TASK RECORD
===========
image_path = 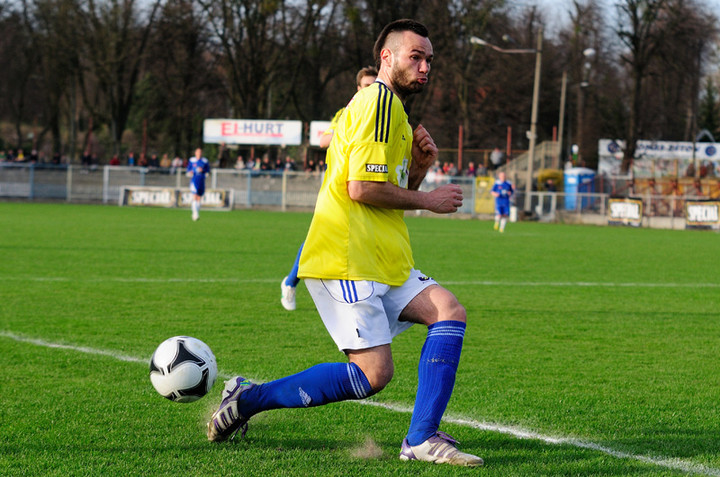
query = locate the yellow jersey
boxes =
[322,108,345,139]
[299,81,414,286]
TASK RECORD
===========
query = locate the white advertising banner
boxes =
[120,186,233,210]
[685,200,720,230]
[608,197,643,227]
[309,121,331,147]
[203,119,303,145]
[598,139,720,177]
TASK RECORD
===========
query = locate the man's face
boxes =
[386,31,433,98]
[357,75,377,90]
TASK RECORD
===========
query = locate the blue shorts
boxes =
[190,182,205,197]
[495,204,510,216]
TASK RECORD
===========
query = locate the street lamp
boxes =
[471,29,543,214]
[559,48,595,168]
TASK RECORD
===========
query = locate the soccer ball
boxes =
[149,336,218,403]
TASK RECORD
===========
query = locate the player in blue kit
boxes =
[187,148,210,221]
[491,171,514,232]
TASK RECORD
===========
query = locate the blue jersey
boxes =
[492,180,514,207]
[187,157,210,195]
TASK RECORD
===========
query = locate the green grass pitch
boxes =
[1,202,719,476]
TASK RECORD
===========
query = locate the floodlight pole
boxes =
[470,29,543,214]
[525,28,543,214]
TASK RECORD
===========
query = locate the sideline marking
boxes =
[10,276,720,288]
[2,330,719,476]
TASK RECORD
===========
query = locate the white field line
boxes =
[2,330,719,476]
[363,400,720,476]
[9,276,720,288]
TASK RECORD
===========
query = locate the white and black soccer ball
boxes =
[149,336,218,403]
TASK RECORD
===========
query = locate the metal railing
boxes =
[0,162,714,229]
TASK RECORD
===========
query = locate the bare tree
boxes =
[649,0,718,142]
[21,0,82,156]
[77,0,163,155]
[197,0,291,119]
[141,0,223,156]
[615,0,669,173]
[0,9,40,150]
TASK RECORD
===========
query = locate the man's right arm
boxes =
[348,180,462,214]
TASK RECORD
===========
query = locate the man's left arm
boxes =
[407,125,437,191]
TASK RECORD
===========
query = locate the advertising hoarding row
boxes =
[203,119,332,147]
[120,186,233,210]
[608,197,719,229]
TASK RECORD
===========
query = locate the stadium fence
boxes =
[0,162,717,230]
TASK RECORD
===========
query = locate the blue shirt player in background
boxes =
[187,148,210,221]
[491,171,514,232]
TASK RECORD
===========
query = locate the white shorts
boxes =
[304,269,438,352]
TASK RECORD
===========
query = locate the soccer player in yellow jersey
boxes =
[317,66,378,148]
[208,19,483,467]
[281,66,378,311]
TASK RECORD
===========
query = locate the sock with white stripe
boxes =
[238,362,372,417]
[406,320,466,446]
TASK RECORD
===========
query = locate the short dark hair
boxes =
[373,19,429,70]
[356,66,378,86]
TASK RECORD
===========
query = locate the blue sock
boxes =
[285,243,304,287]
[406,320,465,446]
[239,362,372,417]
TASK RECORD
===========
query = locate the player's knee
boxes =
[434,290,466,324]
[364,362,394,393]
[445,299,467,323]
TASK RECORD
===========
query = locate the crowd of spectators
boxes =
[425,159,488,185]
[0,147,308,174]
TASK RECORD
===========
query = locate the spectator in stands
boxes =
[160,153,171,169]
[305,158,317,174]
[465,161,477,177]
[284,156,296,171]
[317,158,327,173]
[109,155,120,166]
[260,154,273,172]
[148,153,160,168]
[234,155,245,170]
[81,150,92,169]
[127,152,136,166]
[274,157,284,170]
[0,151,6,162]
[170,156,183,174]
